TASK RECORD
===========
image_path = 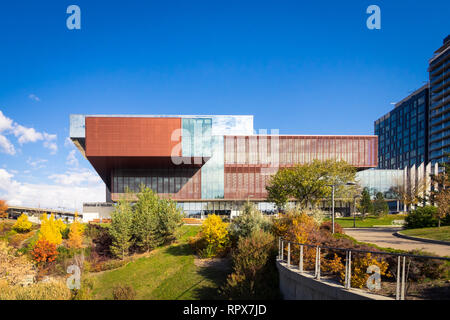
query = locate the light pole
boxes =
[353,194,361,228]
[327,182,356,234]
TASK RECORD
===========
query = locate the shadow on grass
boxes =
[175,262,231,300]
[165,243,192,256]
[164,240,232,300]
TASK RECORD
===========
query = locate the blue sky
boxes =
[0,0,449,210]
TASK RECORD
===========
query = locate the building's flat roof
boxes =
[72,114,253,118]
[394,83,428,108]
[225,134,377,137]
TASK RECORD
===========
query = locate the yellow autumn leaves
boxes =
[38,212,84,248]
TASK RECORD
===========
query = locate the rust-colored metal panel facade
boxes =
[85,117,181,157]
[223,135,378,200]
[224,135,377,167]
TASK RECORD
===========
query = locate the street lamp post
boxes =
[328,182,356,234]
[353,195,360,228]
[331,185,335,233]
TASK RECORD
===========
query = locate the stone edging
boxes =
[393,231,450,246]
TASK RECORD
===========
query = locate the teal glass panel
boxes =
[201,135,224,199]
[182,118,212,157]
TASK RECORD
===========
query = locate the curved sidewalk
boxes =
[344,227,450,257]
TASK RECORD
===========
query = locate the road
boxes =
[344,227,450,257]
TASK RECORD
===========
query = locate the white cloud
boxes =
[27,158,48,169]
[43,133,56,141]
[0,110,58,155]
[66,150,79,166]
[0,111,13,133]
[13,125,44,144]
[0,168,104,211]
[0,135,16,155]
[43,141,58,154]
[49,168,101,186]
[64,137,73,148]
[28,94,41,102]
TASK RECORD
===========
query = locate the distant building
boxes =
[375,35,450,169]
[356,162,439,212]
[428,35,450,164]
[375,84,429,169]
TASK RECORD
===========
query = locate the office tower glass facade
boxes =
[428,35,450,164]
[375,85,429,169]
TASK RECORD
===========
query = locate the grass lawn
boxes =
[400,226,450,242]
[89,225,230,300]
[325,214,406,228]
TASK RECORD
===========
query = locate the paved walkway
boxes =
[344,228,450,257]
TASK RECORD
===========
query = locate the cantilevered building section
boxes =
[70,114,377,217]
[428,35,450,164]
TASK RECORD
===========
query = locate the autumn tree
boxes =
[434,190,450,227]
[32,239,58,265]
[266,159,356,209]
[110,198,134,259]
[200,214,229,258]
[0,200,8,219]
[391,175,428,212]
[38,213,65,246]
[67,212,84,248]
[266,169,293,211]
[430,158,450,227]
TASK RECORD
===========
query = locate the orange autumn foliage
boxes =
[0,200,8,219]
[67,212,83,249]
[31,239,58,265]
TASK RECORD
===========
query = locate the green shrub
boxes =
[110,198,134,259]
[112,284,136,300]
[56,246,76,262]
[373,192,389,216]
[229,202,271,242]
[132,187,183,252]
[405,206,438,229]
[220,230,280,299]
[61,226,70,239]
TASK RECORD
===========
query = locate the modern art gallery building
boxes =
[70,114,378,219]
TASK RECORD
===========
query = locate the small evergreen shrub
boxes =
[404,206,438,229]
[229,202,271,242]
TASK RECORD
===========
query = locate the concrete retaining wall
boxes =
[277,260,393,300]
